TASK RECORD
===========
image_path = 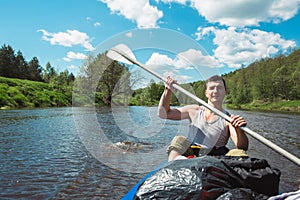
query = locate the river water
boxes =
[0,107,299,199]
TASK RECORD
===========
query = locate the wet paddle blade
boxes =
[107,44,136,65]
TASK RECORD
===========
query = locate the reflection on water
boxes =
[0,107,299,199]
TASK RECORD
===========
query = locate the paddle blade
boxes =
[107,44,136,65]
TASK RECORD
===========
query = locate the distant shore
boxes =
[0,76,71,109]
[1,75,299,113]
[2,101,300,115]
[225,100,300,114]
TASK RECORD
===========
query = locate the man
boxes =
[158,75,249,161]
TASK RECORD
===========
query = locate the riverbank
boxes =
[225,100,300,114]
[0,76,71,109]
[1,76,299,114]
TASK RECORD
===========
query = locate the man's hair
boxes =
[205,75,227,91]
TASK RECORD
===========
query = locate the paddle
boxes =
[106,44,300,166]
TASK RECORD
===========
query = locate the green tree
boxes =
[43,62,57,83]
[99,59,131,105]
[0,44,15,77]
[75,52,132,106]
[27,57,43,81]
[289,62,300,100]
[15,51,28,79]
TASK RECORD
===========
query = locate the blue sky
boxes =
[1,0,299,85]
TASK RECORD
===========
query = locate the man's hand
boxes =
[230,115,247,128]
[165,76,178,90]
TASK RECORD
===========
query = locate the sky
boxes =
[1,0,300,85]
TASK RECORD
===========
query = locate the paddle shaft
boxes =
[110,48,300,166]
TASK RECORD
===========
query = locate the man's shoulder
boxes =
[180,104,201,113]
[184,104,201,110]
[179,104,200,112]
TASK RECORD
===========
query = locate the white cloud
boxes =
[178,49,220,68]
[100,0,163,28]
[63,51,87,62]
[269,0,300,22]
[146,49,220,70]
[38,29,95,51]
[144,49,219,83]
[125,32,133,38]
[195,26,296,68]
[94,22,101,27]
[190,0,300,27]
[162,71,191,83]
[145,52,192,83]
[86,16,101,27]
[146,52,175,67]
[67,64,78,69]
[99,0,299,28]
[195,26,216,40]
[160,0,187,4]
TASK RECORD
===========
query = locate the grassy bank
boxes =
[225,100,300,114]
[0,76,71,109]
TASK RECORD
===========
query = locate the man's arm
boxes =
[228,115,249,150]
[157,87,191,120]
[157,76,199,121]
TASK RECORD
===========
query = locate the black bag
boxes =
[220,157,281,196]
[134,156,279,200]
[216,188,268,200]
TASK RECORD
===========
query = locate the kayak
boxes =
[122,155,281,200]
[122,161,168,200]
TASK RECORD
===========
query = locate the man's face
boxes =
[205,80,226,103]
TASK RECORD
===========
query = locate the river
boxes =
[0,107,299,199]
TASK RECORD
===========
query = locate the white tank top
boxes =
[188,106,229,149]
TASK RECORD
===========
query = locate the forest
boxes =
[0,44,299,112]
[224,48,300,104]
